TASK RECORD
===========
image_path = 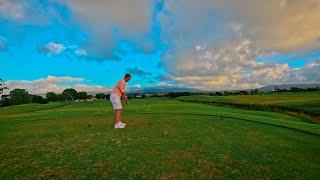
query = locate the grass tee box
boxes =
[1,98,320,179]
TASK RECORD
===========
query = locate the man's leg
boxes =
[119,109,122,122]
[115,109,121,123]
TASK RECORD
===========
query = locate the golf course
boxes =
[1,94,320,179]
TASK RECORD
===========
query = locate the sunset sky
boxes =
[0,0,319,94]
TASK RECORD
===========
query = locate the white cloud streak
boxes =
[5,75,111,95]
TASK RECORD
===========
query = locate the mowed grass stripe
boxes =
[1,99,320,136]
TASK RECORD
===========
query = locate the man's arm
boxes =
[120,81,129,105]
[121,91,129,105]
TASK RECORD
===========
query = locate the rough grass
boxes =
[1,99,320,179]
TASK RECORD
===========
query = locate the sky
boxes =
[0,0,320,94]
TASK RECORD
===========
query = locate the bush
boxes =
[166,92,190,98]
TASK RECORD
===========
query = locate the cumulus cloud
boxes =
[161,35,318,90]
[38,43,90,58]
[126,67,152,77]
[0,0,61,25]
[157,0,320,90]
[5,75,111,95]
[282,59,320,84]
[39,42,66,55]
[2,0,319,91]
[58,0,156,59]
[0,0,32,22]
[158,0,320,52]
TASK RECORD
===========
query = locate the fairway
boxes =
[1,99,320,179]
[178,92,320,121]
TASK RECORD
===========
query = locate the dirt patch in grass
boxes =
[159,171,188,180]
[37,167,68,179]
[91,160,117,177]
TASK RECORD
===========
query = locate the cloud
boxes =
[39,42,66,55]
[5,75,111,95]
[126,67,152,77]
[75,48,87,57]
[0,0,61,25]
[72,84,112,94]
[156,0,320,90]
[161,35,319,90]
[39,43,90,58]
[281,59,320,84]
[2,1,319,91]
[158,0,320,52]
[58,0,156,59]
[0,0,33,22]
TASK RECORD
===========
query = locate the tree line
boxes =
[0,79,111,107]
[1,77,319,107]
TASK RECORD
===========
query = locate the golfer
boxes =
[110,74,131,129]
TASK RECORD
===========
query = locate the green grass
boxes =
[178,92,320,119]
[1,99,320,179]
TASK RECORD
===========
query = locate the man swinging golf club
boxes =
[110,74,131,129]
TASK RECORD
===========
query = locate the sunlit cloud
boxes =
[1,0,319,91]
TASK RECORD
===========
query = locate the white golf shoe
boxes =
[119,121,126,126]
[114,122,125,129]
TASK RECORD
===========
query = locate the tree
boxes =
[76,91,88,100]
[250,89,259,95]
[62,88,77,100]
[106,94,111,100]
[96,93,106,99]
[127,94,134,99]
[57,93,73,101]
[46,92,58,102]
[1,97,11,107]
[239,90,249,95]
[32,95,48,104]
[0,78,7,98]
[0,78,10,107]
[166,92,190,98]
[10,89,32,105]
